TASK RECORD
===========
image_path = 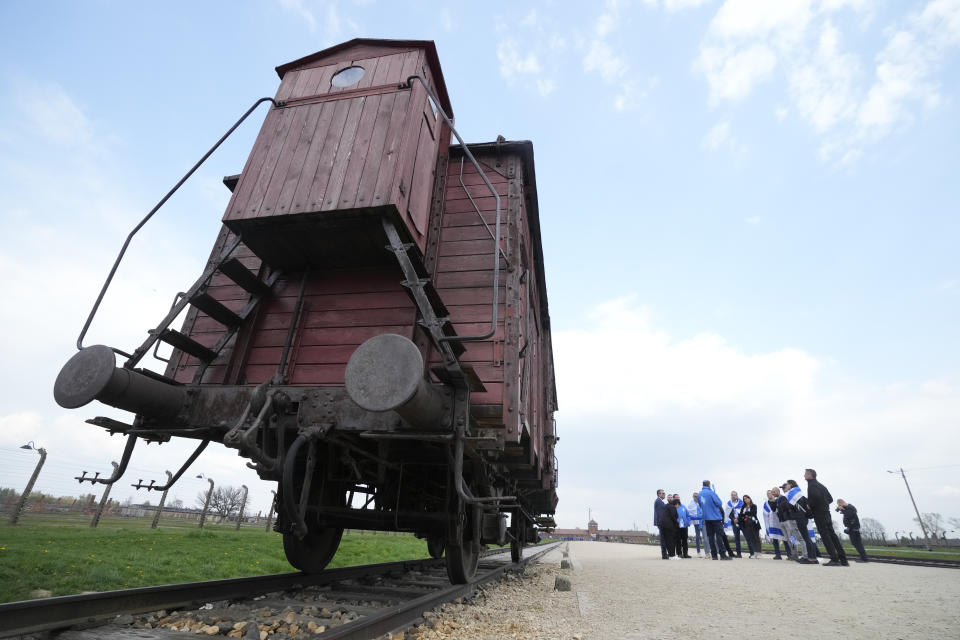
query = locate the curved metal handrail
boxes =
[76,97,278,356]
[402,75,502,343]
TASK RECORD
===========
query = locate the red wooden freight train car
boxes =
[54,39,558,583]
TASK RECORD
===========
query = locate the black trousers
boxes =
[704,520,727,558]
[676,527,689,556]
[813,511,847,562]
[796,516,819,558]
[658,526,669,558]
[773,539,793,557]
[662,527,678,556]
[721,528,735,556]
[743,525,762,555]
[849,530,868,560]
[730,522,743,555]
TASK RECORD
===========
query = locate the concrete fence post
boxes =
[199,478,214,529]
[236,484,248,531]
[9,447,47,525]
[90,461,119,528]
[265,490,276,532]
[151,471,174,529]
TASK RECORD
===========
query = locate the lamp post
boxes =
[9,442,47,525]
[887,468,932,551]
[235,484,248,531]
[197,474,214,529]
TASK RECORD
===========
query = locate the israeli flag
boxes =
[786,486,803,506]
[723,498,743,528]
[763,501,785,540]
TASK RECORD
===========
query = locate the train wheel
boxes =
[510,510,526,563]
[282,525,343,573]
[445,501,480,583]
[427,535,445,559]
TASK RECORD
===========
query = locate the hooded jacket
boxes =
[698,485,725,521]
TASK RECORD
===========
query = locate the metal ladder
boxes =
[127,235,282,383]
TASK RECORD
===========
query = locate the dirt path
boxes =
[410,541,960,639]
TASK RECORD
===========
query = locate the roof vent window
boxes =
[331,66,365,88]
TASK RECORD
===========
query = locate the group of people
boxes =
[653,469,870,567]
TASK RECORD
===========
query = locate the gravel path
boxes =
[413,542,960,639]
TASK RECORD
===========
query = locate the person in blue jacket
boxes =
[653,489,669,559]
[698,480,731,560]
[674,495,692,558]
[688,492,703,556]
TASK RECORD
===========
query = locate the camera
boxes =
[835,506,842,512]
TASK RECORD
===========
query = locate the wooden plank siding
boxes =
[222,44,442,258]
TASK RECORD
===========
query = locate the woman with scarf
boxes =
[737,494,763,558]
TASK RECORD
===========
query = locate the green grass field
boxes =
[0,517,431,604]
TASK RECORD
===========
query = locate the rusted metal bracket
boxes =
[74,434,137,486]
[130,440,209,492]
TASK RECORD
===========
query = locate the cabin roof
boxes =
[276,38,453,118]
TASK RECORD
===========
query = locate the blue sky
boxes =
[1,1,958,538]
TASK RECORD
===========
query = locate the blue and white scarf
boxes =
[785,486,817,539]
[723,498,743,528]
[763,500,785,540]
[785,486,803,506]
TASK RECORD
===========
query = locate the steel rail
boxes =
[758,549,960,568]
[317,541,562,640]
[863,554,960,569]
[0,542,560,638]
[0,557,437,638]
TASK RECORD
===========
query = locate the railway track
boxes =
[754,550,959,569]
[861,554,960,569]
[0,541,562,639]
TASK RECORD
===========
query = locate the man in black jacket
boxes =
[804,469,848,567]
[654,489,669,559]
[837,499,868,562]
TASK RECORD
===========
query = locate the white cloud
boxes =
[580,0,656,111]
[787,22,860,132]
[19,82,93,147]
[0,80,279,515]
[746,215,763,224]
[551,296,960,533]
[702,120,731,150]
[695,0,960,163]
[699,43,778,101]
[497,39,557,96]
[643,0,714,11]
[275,0,361,44]
[277,0,318,32]
[583,40,629,83]
[701,119,746,159]
[495,9,567,98]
